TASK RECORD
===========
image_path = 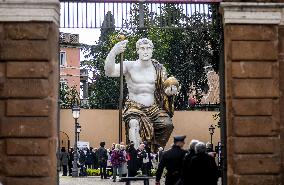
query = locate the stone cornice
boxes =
[0,0,60,25]
[221,2,284,25]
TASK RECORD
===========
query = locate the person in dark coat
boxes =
[127,142,139,177]
[141,143,153,176]
[97,142,108,179]
[188,142,219,185]
[182,139,199,184]
[85,148,93,169]
[90,147,98,169]
[78,149,87,176]
[156,136,187,185]
[137,143,145,172]
[68,147,74,176]
[78,149,86,166]
[60,147,69,176]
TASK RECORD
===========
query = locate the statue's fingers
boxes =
[121,43,127,47]
[120,43,128,49]
[171,85,177,91]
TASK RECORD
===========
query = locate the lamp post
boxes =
[76,123,81,141]
[209,124,215,144]
[72,105,80,177]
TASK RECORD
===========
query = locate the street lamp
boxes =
[72,105,80,177]
[209,124,215,144]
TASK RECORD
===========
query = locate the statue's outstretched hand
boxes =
[165,85,179,96]
[111,40,128,55]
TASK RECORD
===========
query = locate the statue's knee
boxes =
[129,119,139,128]
[162,117,173,130]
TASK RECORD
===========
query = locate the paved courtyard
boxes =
[60,175,221,185]
[59,176,163,185]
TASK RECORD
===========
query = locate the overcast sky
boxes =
[59,2,209,61]
[60,28,101,61]
[60,28,100,45]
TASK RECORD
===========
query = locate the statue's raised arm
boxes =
[104,40,128,77]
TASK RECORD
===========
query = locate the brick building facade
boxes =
[59,32,81,93]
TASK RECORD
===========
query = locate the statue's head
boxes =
[136,38,154,61]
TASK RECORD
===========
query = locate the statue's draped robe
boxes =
[123,60,174,151]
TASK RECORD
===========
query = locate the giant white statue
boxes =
[105,38,180,150]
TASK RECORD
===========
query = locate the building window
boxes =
[60,51,66,66]
[60,79,67,89]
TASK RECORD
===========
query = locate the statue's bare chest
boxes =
[128,65,156,84]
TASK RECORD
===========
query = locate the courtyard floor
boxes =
[59,176,163,185]
[60,175,222,185]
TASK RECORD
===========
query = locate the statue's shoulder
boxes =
[124,60,136,69]
[152,59,163,70]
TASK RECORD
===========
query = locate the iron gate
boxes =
[59,0,221,29]
[59,1,226,184]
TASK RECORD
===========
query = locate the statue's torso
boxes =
[125,60,156,107]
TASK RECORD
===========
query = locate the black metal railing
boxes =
[59,0,220,28]
[188,103,220,111]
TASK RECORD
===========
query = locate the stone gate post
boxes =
[221,1,284,184]
[0,0,60,185]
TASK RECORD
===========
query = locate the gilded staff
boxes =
[118,34,126,143]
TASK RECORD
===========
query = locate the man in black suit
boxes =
[155,136,187,185]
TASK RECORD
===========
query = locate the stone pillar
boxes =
[221,2,284,184]
[0,1,60,185]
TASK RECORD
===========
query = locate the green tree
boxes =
[122,4,212,109]
[208,4,222,72]
[81,11,121,109]
[59,83,80,109]
[82,4,221,110]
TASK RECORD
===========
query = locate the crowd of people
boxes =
[59,136,220,185]
[59,141,163,180]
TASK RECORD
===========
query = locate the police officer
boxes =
[156,136,187,185]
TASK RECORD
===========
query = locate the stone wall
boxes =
[225,24,280,185]
[0,22,59,185]
[0,0,60,184]
[0,21,59,185]
[60,109,220,150]
[222,2,284,184]
[279,24,284,185]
